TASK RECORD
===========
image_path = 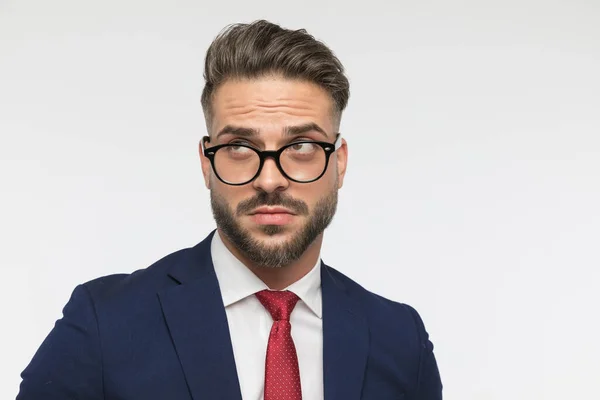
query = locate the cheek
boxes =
[209,172,220,189]
[319,167,339,188]
[301,181,335,206]
[212,183,249,212]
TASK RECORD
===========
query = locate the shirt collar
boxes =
[211,230,322,319]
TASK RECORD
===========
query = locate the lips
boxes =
[249,207,296,225]
[250,206,296,215]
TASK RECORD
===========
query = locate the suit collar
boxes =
[164,230,216,285]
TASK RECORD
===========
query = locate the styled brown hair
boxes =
[200,20,350,129]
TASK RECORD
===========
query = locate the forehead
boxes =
[210,76,336,137]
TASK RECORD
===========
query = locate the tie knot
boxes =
[255,290,300,321]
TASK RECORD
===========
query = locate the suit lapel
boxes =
[322,263,369,400]
[158,231,242,400]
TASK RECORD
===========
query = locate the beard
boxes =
[210,187,338,269]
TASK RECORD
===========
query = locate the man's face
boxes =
[200,76,348,268]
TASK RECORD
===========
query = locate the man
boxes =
[17,20,442,399]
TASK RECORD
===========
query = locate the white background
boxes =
[1,0,599,399]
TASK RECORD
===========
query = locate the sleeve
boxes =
[17,284,104,400]
[406,304,443,400]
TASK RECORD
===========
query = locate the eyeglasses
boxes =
[202,134,342,186]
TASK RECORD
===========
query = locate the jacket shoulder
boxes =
[324,265,422,323]
[82,247,191,303]
[324,265,432,357]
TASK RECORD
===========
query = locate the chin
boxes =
[251,224,298,240]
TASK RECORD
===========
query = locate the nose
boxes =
[251,157,289,193]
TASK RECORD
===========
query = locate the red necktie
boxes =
[255,290,302,400]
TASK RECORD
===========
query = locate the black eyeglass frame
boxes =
[202,133,342,186]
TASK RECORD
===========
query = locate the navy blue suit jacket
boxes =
[18,231,442,399]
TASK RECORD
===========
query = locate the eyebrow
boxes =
[215,125,259,139]
[285,123,328,138]
[215,122,328,140]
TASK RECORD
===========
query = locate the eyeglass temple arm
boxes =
[334,133,343,150]
[201,136,211,152]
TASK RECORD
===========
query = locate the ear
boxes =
[336,138,348,189]
[199,140,211,189]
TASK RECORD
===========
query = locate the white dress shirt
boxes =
[211,231,324,400]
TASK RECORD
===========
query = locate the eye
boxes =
[225,139,261,152]
[222,144,255,161]
[289,142,318,153]
[228,145,251,152]
[228,139,253,147]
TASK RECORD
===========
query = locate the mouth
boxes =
[249,206,296,216]
[249,206,297,225]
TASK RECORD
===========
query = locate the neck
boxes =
[217,228,323,290]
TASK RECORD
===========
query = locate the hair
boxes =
[200,20,350,130]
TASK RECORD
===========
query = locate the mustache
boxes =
[236,192,309,216]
